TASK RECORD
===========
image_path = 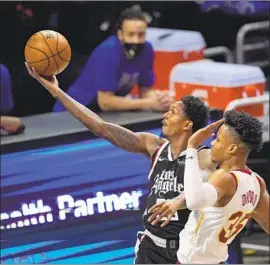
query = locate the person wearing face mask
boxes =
[53,7,174,113]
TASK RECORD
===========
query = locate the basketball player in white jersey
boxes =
[177,110,269,264]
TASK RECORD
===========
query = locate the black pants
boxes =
[134,232,179,264]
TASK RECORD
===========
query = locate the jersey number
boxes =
[156,199,179,221]
[219,211,251,244]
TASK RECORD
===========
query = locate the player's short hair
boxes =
[224,110,264,152]
[181,95,209,133]
[117,7,147,30]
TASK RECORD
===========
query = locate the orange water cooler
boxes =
[146,27,206,91]
[170,60,266,117]
[130,27,206,96]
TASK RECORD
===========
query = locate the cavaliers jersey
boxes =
[143,140,208,239]
[178,168,261,264]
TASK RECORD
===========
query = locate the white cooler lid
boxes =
[146,27,206,52]
[170,60,266,87]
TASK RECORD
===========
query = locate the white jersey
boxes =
[178,168,261,264]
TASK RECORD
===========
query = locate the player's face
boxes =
[162,101,192,137]
[118,19,147,44]
[211,125,239,163]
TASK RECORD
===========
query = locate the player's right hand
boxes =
[25,62,60,98]
[147,200,178,227]
[188,119,224,148]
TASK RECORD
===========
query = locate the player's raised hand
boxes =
[148,200,178,227]
[25,62,60,97]
[188,119,224,148]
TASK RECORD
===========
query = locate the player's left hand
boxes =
[188,119,224,148]
[147,200,178,227]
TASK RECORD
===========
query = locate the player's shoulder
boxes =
[139,132,167,146]
[137,132,167,159]
[209,168,235,184]
[253,173,267,192]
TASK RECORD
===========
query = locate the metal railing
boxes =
[225,94,269,143]
[225,94,269,111]
[236,21,270,67]
[204,46,234,63]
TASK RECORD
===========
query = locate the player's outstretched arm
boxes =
[25,63,165,157]
[252,177,270,234]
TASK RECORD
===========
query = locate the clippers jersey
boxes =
[178,168,261,264]
[143,141,208,239]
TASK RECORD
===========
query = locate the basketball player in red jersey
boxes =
[25,63,216,264]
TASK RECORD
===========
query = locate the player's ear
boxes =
[183,120,193,131]
[228,144,238,155]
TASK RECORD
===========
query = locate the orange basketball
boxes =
[24,30,71,76]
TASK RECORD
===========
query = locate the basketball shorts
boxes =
[134,231,179,264]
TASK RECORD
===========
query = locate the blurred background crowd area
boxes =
[0,0,269,117]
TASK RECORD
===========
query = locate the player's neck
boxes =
[219,156,247,171]
[168,134,189,160]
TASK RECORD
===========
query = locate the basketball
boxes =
[24,30,71,76]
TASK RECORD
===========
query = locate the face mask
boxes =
[123,43,144,60]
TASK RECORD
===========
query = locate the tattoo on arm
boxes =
[102,122,145,153]
[54,90,159,155]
